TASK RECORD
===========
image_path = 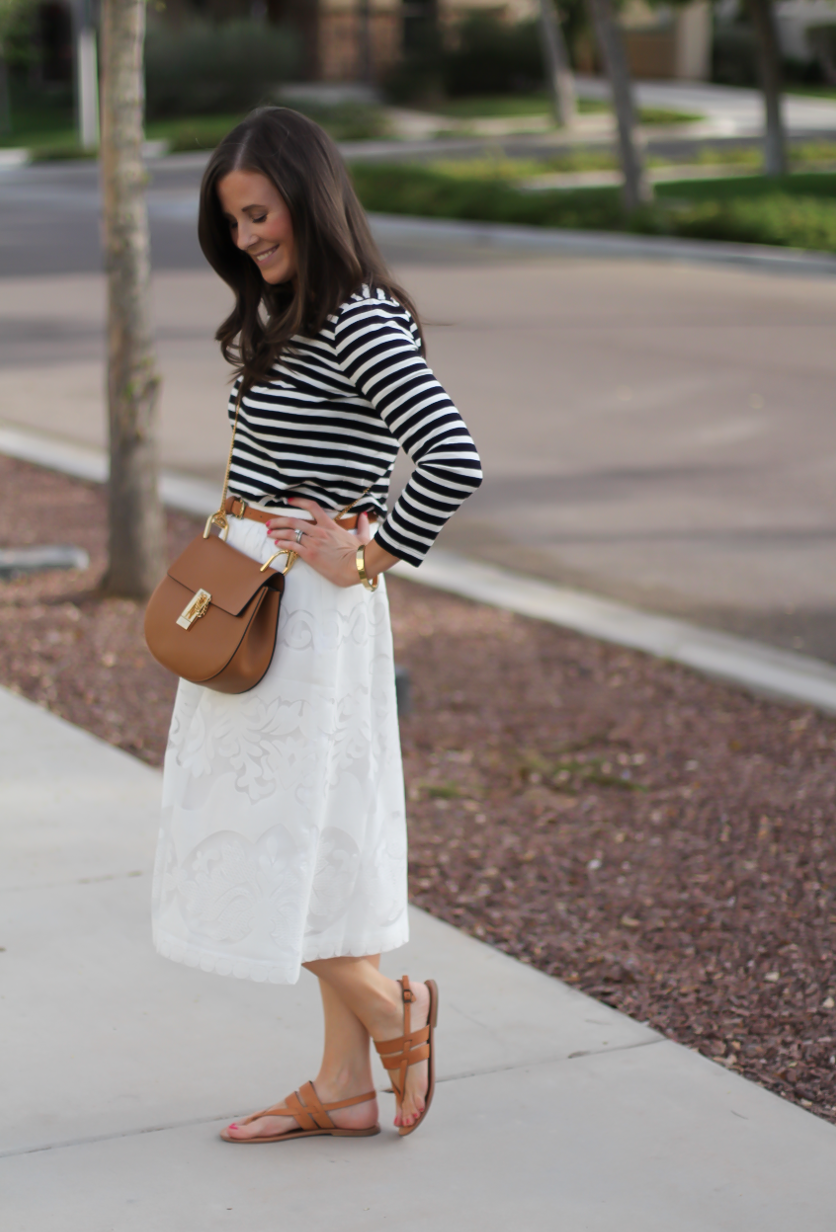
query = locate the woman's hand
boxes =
[266,498,399,588]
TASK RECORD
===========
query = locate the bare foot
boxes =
[376,979,431,1130]
[222,1079,378,1142]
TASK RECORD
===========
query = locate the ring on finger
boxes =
[294,528,304,545]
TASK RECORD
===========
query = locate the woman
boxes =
[151,107,482,1142]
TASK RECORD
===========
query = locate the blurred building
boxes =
[293,0,540,84]
[284,0,715,85]
[618,0,712,81]
[29,0,719,93]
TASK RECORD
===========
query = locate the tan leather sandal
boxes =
[374,975,439,1137]
[219,1080,380,1143]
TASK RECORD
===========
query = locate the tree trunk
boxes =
[586,0,652,211]
[100,0,165,598]
[745,0,787,176]
[538,0,576,129]
[0,57,10,134]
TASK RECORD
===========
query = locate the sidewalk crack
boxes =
[3,1038,664,1159]
[0,1113,234,1160]
[436,1034,664,1085]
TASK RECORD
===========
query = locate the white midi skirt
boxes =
[151,515,409,985]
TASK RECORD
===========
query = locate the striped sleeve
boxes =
[333,295,482,567]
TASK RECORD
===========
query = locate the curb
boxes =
[392,552,836,716]
[0,422,216,518]
[368,213,836,278]
[3,419,836,716]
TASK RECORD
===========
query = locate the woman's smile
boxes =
[253,244,279,264]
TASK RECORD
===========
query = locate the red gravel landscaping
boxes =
[2,453,835,1124]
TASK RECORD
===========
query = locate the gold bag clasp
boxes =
[204,511,229,541]
[177,588,212,630]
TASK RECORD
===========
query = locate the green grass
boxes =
[150,100,390,149]
[655,170,836,201]
[8,99,390,159]
[147,113,245,152]
[18,113,249,160]
[787,85,836,100]
[433,92,701,126]
[467,141,836,179]
[350,161,836,253]
[434,91,554,117]
[0,85,701,159]
[636,106,704,126]
[0,80,74,148]
[652,172,836,250]
[350,162,624,230]
[434,92,610,118]
[0,113,77,152]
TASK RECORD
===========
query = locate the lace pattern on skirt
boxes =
[151,516,409,984]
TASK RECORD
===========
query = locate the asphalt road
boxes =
[2,157,836,663]
[0,157,205,277]
[0,154,532,276]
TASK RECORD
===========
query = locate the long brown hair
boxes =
[198,106,423,389]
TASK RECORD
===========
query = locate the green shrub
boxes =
[440,13,544,97]
[713,20,824,88]
[144,20,300,120]
[804,25,836,84]
[350,163,623,230]
[285,102,391,142]
[351,161,836,255]
[712,23,759,87]
[151,102,389,153]
[655,171,836,202]
[381,0,444,106]
[659,195,836,251]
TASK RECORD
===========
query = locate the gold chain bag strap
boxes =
[144,386,372,695]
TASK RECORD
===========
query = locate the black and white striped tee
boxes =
[226,285,482,568]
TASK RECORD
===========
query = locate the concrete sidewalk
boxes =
[1,685,834,1230]
[576,75,836,136]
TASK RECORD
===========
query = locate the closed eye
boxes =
[226,214,267,229]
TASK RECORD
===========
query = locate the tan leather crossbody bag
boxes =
[143,388,298,695]
[144,388,372,694]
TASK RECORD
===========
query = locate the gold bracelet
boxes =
[355,545,379,591]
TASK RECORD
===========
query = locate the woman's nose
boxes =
[235,220,253,251]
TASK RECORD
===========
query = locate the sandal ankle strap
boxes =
[245,1081,377,1132]
[373,975,429,1098]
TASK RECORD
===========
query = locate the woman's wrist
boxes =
[357,539,399,584]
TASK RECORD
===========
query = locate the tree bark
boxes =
[586,0,652,211]
[538,0,576,129]
[100,0,165,598]
[745,0,787,176]
[0,58,10,134]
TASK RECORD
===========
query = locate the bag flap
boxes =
[167,533,281,616]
